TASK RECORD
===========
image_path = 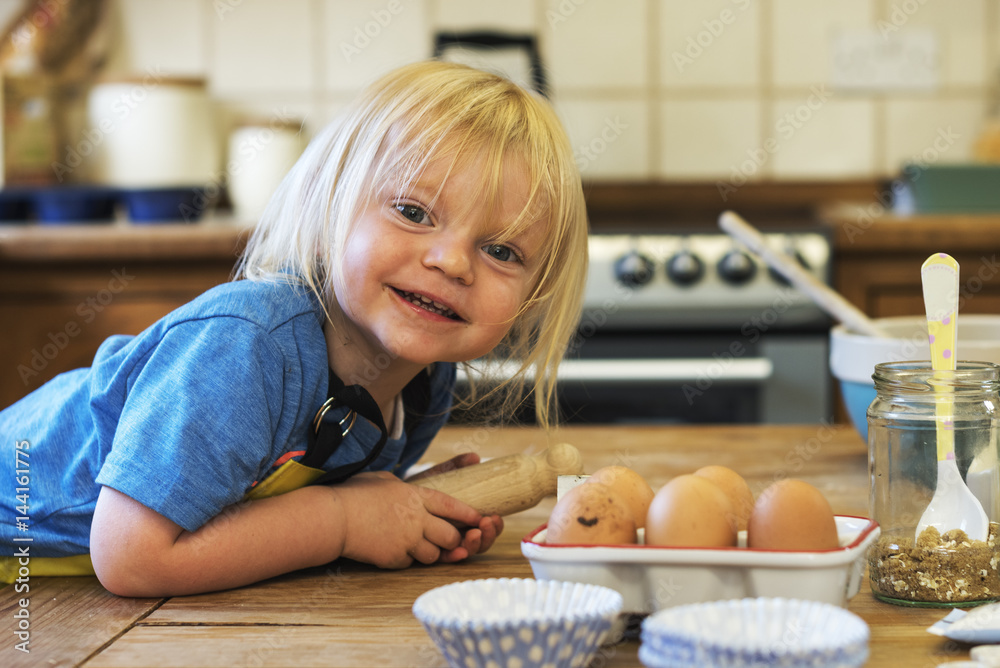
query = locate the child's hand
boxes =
[442,512,504,563]
[403,452,504,560]
[332,471,498,568]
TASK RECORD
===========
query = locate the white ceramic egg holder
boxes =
[521,516,880,614]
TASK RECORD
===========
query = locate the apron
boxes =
[0,369,430,583]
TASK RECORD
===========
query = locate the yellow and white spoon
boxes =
[914,253,989,542]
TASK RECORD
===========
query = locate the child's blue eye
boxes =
[396,204,427,224]
[483,244,518,263]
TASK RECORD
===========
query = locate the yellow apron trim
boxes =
[243,459,326,501]
[0,554,95,583]
[0,461,324,583]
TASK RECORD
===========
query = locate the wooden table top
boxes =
[0,424,976,667]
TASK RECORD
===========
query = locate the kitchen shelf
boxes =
[0,216,251,260]
[821,205,1000,319]
[0,217,251,410]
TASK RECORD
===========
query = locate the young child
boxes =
[0,61,589,596]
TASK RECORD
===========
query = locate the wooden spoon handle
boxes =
[410,443,584,517]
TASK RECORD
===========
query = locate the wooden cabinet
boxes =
[4,199,996,418]
[825,209,1000,319]
[0,222,247,410]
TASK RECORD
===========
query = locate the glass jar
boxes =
[868,361,1000,607]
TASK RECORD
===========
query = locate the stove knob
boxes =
[717,250,757,285]
[614,251,656,287]
[665,250,705,286]
[769,250,810,285]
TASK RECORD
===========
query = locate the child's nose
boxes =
[422,236,474,284]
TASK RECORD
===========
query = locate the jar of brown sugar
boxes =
[868,360,1000,607]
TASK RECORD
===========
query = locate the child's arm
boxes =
[90,472,496,597]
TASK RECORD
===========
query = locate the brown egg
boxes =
[645,474,738,548]
[747,479,839,550]
[585,465,656,528]
[693,465,755,531]
[546,482,637,545]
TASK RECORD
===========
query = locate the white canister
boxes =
[227,119,305,222]
[87,76,220,188]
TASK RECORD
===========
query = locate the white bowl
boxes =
[521,516,879,614]
[639,597,869,668]
[830,315,1000,441]
[412,578,622,668]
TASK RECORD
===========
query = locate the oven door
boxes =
[552,359,770,424]
[453,330,830,425]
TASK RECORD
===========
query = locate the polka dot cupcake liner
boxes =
[412,578,623,668]
[639,597,869,668]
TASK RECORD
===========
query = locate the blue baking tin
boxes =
[0,187,34,222]
[120,187,205,223]
[33,186,118,224]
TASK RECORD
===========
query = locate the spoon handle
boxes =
[921,252,959,462]
[718,211,889,337]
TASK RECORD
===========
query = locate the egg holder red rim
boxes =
[523,515,877,560]
[521,516,881,614]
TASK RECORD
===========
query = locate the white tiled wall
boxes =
[3,0,996,181]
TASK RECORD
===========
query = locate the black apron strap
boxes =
[305,367,434,486]
[401,366,433,437]
[307,370,389,486]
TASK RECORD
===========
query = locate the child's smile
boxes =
[330,146,546,377]
[392,288,464,321]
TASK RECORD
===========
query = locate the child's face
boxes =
[333,148,546,368]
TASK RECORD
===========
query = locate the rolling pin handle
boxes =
[545,442,584,476]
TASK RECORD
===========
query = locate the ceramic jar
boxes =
[226,119,305,222]
[87,76,219,188]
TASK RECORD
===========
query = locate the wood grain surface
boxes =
[0,424,979,667]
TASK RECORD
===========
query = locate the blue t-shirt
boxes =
[0,279,455,558]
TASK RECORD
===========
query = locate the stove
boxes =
[581,230,830,330]
[456,224,835,425]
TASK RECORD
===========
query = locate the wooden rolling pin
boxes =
[410,443,583,517]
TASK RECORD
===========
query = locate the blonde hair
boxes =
[237,60,588,429]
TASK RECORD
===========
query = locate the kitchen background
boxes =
[1,0,998,184]
[2,0,999,423]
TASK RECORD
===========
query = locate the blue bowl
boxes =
[33,185,117,224]
[839,380,875,443]
[831,315,1000,443]
[120,187,205,223]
